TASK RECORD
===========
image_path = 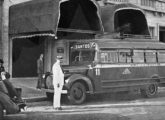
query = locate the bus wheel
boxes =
[140,83,158,98]
[68,82,86,105]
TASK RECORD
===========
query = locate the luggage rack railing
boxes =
[122,34,156,39]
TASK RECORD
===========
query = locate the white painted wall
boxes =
[2,0,31,72]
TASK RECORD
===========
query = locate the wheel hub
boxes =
[73,88,83,99]
[148,84,156,94]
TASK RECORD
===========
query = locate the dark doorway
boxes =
[58,0,102,31]
[12,37,44,77]
[159,27,165,43]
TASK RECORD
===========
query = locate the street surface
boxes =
[3,78,165,120]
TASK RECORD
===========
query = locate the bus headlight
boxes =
[42,74,46,79]
[65,79,69,83]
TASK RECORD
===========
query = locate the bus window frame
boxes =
[132,49,145,63]
[144,50,157,63]
[157,50,165,63]
[90,47,165,65]
[99,49,119,64]
[70,48,96,66]
[118,49,133,63]
[99,48,134,64]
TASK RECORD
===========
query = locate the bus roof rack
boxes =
[122,34,154,39]
[96,33,157,41]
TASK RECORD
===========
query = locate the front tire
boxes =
[68,82,86,105]
[140,83,158,98]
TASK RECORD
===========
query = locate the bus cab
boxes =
[43,39,165,104]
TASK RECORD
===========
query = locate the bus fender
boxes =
[150,74,161,86]
[151,74,160,83]
[65,74,94,94]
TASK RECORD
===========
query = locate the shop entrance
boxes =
[159,27,165,43]
[12,36,44,77]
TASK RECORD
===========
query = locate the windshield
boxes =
[70,49,95,66]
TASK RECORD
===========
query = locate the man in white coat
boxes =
[52,56,64,110]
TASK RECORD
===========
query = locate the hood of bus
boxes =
[63,65,90,75]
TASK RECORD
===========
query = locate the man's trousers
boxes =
[53,85,62,108]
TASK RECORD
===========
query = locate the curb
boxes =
[25,100,165,113]
[23,96,47,102]
[74,101,165,109]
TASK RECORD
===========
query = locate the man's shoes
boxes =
[36,88,41,90]
[54,107,62,110]
[18,103,27,111]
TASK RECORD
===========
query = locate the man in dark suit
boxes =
[36,54,44,89]
[0,75,19,118]
[0,59,5,78]
[0,72,27,118]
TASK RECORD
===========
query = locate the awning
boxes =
[9,0,60,36]
[100,3,150,35]
[9,1,149,37]
[9,0,103,37]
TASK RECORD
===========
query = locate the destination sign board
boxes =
[71,42,96,49]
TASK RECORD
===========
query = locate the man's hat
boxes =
[56,56,63,59]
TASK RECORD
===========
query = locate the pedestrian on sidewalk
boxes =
[0,74,20,119]
[36,54,44,89]
[0,59,5,79]
[52,56,64,110]
[1,72,26,105]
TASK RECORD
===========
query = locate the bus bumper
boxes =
[41,88,68,94]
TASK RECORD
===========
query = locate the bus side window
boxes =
[100,52,108,63]
[118,49,132,63]
[145,50,157,63]
[100,50,118,63]
[132,50,144,63]
[157,50,165,63]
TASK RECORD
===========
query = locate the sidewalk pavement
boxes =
[4,97,165,120]
[11,77,47,102]
[10,77,165,104]
[3,78,165,120]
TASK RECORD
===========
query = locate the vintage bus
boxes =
[42,39,165,104]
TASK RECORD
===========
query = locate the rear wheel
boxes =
[140,82,158,98]
[68,82,86,105]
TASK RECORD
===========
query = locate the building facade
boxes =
[101,0,165,42]
[1,0,30,73]
[0,0,3,58]
[1,0,165,77]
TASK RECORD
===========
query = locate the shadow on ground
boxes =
[4,112,130,120]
